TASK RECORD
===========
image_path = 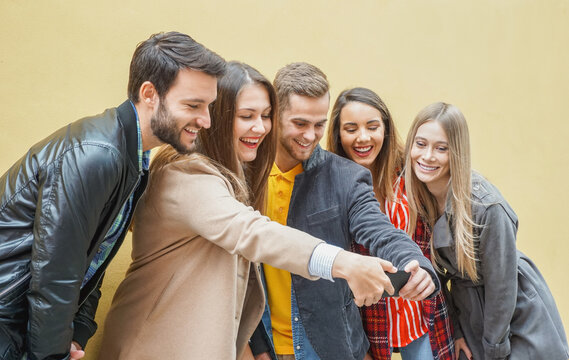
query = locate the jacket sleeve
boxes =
[150,164,323,279]
[478,204,518,360]
[27,145,122,360]
[72,273,104,348]
[346,168,440,296]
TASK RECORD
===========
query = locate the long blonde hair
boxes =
[404,102,478,282]
[327,87,404,208]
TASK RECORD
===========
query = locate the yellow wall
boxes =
[1,1,568,359]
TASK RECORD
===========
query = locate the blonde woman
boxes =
[404,102,568,359]
[328,88,454,360]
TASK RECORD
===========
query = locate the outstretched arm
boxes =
[346,169,439,297]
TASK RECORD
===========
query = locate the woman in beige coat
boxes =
[97,62,394,360]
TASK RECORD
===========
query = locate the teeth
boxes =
[240,137,259,144]
[294,139,311,147]
[185,127,199,134]
[354,146,372,153]
[418,162,438,171]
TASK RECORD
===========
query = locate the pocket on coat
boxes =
[342,297,365,358]
[517,271,538,300]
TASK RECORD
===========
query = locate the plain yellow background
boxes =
[1,1,568,359]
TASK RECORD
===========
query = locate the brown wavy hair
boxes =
[151,61,278,212]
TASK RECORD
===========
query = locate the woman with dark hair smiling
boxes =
[327,88,454,360]
[97,63,397,360]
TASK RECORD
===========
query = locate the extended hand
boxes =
[332,250,397,306]
[398,260,435,301]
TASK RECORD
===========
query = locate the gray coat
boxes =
[433,172,568,360]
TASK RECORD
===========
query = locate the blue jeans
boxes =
[397,333,434,360]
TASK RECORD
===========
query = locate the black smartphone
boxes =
[382,270,411,297]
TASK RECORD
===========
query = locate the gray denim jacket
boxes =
[262,146,440,360]
[434,172,568,360]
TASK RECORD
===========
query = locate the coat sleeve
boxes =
[346,168,440,295]
[152,164,323,279]
[27,145,122,360]
[72,274,103,348]
[478,203,518,359]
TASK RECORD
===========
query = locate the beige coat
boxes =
[97,155,322,360]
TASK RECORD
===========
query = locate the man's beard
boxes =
[150,100,194,154]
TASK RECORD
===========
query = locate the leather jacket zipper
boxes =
[0,272,31,299]
[79,175,142,307]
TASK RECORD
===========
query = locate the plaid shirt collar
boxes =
[129,100,150,171]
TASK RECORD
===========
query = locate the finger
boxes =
[404,259,420,273]
[464,346,473,359]
[400,270,429,298]
[364,296,376,307]
[413,274,434,300]
[378,259,397,272]
[383,275,395,295]
[398,269,422,297]
[409,279,435,301]
[354,296,364,307]
[374,263,394,295]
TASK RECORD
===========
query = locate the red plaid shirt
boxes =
[352,179,455,360]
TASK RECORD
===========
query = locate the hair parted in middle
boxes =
[328,87,404,209]
[404,102,478,282]
[273,62,329,113]
[150,61,278,213]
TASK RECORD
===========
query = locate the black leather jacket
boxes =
[0,100,148,360]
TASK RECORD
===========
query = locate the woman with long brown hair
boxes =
[96,63,392,360]
[327,88,454,360]
[404,102,568,359]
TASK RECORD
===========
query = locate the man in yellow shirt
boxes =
[252,63,440,360]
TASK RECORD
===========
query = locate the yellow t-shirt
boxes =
[263,162,303,355]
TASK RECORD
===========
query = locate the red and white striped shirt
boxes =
[384,180,429,347]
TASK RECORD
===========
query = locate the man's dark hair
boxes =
[128,31,226,102]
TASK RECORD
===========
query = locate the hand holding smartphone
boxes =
[382,270,411,297]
